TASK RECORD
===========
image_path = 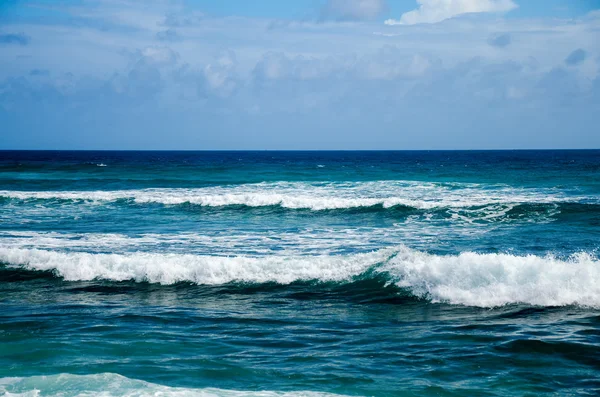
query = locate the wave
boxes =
[0,373,347,397]
[1,246,599,308]
[0,181,591,211]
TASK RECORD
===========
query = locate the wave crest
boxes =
[2,246,599,308]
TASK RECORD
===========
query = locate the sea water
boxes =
[0,150,599,396]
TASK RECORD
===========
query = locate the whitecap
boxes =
[2,246,599,308]
[0,181,590,211]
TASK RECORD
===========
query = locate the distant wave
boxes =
[2,246,599,308]
[0,181,592,211]
[0,373,347,397]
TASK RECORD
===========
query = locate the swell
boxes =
[0,267,414,305]
[2,246,599,308]
[496,340,600,368]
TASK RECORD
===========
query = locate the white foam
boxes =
[0,373,349,397]
[0,181,588,210]
[383,249,600,308]
[1,245,599,308]
[0,227,476,257]
[0,247,391,285]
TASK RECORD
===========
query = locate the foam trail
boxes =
[0,373,349,397]
[1,246,599,308]
[0,181,589,210]
[0,228,478,257]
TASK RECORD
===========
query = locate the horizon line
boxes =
[1,148,599,152]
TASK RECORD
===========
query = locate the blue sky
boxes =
[1,0,599,149]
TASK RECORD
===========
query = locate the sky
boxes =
[0,0,599,150]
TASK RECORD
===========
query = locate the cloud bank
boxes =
[0,1,598,149]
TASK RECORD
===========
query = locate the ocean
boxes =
[0,150,599,396]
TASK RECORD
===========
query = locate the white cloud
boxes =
[385,0,517,25]
[321,0,387,21]
[202,51,238,97]
[141,46,178,65]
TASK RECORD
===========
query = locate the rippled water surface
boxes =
[1,150,599,396]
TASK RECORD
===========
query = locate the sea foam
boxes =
[1,246,599,308]
[0,373,347,397]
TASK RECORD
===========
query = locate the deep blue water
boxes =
[1,150,599,397]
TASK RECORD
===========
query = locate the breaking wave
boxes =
[1,246,599,308]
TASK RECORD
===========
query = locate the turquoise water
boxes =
[1,150,599,396]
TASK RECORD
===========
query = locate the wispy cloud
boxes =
[385,0,517,25]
